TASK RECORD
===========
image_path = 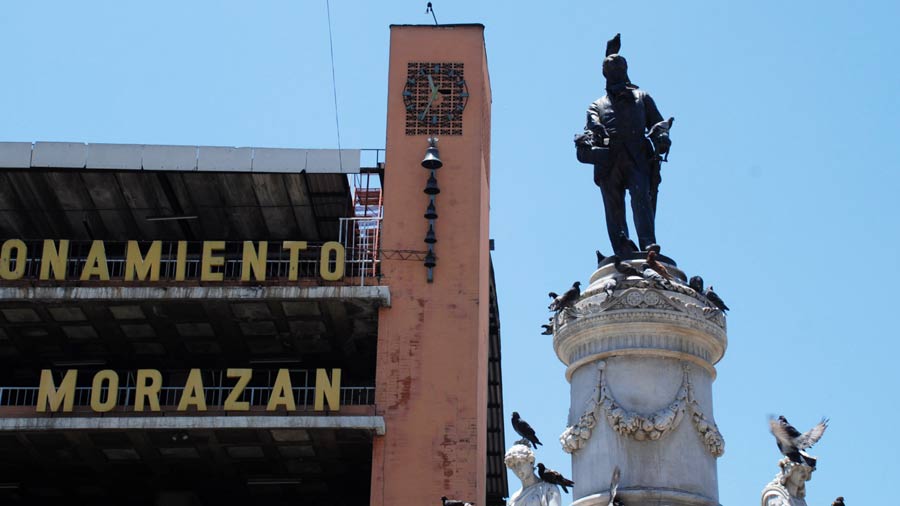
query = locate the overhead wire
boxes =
[324,0,344,172]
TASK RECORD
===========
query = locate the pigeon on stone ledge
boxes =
[612,256,641,278]
[537,463,575,494]
[641,263,672,289]
[689,275,704,293]
[704,286,729,313]
[512,411,542,448]
[646,250,672,280]
[549,282,581,312]
[769,415,828,467]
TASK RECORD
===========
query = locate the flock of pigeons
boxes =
[448,248,843,506]
[442,407,838,504]
[541,249,729,335]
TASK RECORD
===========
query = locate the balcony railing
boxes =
[0,385,375,411]
[0,368,374,412]
[1,217,382,286]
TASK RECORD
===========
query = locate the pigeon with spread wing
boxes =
[769,416,828,466]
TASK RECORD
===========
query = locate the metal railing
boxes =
[0,369,374,411]
[339,217,382,282]
[2,236,382,284]
[0,385,374,411]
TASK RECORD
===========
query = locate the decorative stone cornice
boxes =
[553,285,727,378]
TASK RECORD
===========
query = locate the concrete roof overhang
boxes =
[0,142,359,242]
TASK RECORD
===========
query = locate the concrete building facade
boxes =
[0,24,505,506]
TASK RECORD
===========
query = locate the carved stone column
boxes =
[553,259,727,506]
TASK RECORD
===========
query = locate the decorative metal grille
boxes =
[404,62,467,136]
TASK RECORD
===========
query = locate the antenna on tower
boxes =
[426,2,438,25]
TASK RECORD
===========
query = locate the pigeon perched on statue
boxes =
[612,256,641,277]
[606,33,621,57]
[441,496,474,506]
[511,411,542,448]
[648,117,674,158]
[548,282,581,311]
[537,463,575,494]
[768,415,828,467]
[704,286,729,313]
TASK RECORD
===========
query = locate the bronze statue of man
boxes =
[578,34,672,256]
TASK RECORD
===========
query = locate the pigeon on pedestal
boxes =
[511,411,542,448]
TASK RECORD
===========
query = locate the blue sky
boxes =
[2,1,899,504]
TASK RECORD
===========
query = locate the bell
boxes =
[424,224,437,244]
[424,172,440,195]
[424,201,438,220]
[424,250,436,268]
[421,137,443,170]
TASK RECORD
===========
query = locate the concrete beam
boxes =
[0,142,361,174]
[0,285,391,306]
[0,415,386,435]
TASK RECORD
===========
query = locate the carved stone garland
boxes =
[560,361,724,457]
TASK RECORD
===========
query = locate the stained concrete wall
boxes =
[372,24,492,506]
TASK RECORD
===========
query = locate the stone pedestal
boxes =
[553,260,727,506]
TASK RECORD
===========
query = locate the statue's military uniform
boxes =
[586,87,663,255]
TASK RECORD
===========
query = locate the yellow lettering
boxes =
[177,369,207,411]
[266,369,296,411]
[90,370,119,412]
[0,239,26,280]
[36,369,77,413]
[80,240,110,280]
[314,368,341,411]
[124,241,161,281]
[40,240,69,280]
[135,369,162,412]
[319,242,345,281]
[241,241,268,281]
[224,368,252,411]
[282,241,308,281]
[175,241,187,281]
[200,241,225,282]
